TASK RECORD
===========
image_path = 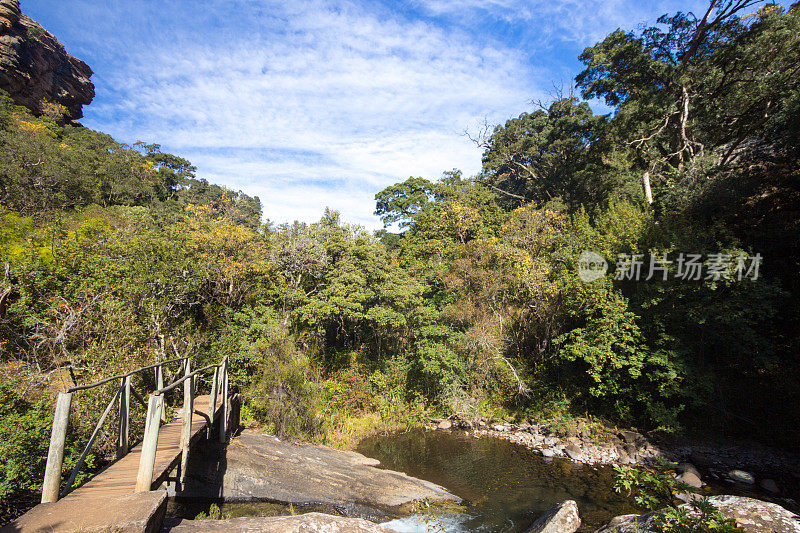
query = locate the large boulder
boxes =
[175,430,459,510]
[596,496,800,533]
[0,0,94,122]
[526,500,581,533]
[676,471,703,488]
[167,513,395,532]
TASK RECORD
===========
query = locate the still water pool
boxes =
[355,428,640,532]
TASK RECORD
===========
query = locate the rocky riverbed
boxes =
[594,495,800,533]
[523,496,800,533]
[164,496,800,533]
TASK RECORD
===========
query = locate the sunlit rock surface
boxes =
[169,513,395,533]
[175,430,460,509]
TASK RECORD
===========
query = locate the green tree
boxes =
[480,97,612,209]
[576,2,800,202]
[374,176,435,229]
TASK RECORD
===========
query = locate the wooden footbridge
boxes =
[3,356,239,533]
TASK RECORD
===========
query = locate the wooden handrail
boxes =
[61,383,124,497]
[153,363,220,395]
[66,356,189,393]
[135,356,228,492]
[41,392,71,503]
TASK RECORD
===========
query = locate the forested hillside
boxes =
[1,0,799,520]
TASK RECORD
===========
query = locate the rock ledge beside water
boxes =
[169,513,395,533]
[175,430,460,510]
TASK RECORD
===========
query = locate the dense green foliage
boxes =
[0,381,87,519]
[0,382,55,499]
[1,0,799,519]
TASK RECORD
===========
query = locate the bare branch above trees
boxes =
[463,116,493,149]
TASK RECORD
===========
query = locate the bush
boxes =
[614,461,742,533]
[0,382,85,520]
[555,277,683,428]
[0,382,52,499]
[233,308,320,439]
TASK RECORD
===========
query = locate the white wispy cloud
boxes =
[72,0,535,228]
[411,0,748,44]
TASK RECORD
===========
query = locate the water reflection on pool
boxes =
[356,428,641,532]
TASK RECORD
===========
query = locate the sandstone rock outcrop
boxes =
[174,430,460,510]
[167,513,396,533]
[0,0,93,122]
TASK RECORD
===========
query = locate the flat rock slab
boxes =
[176,430,459,509]
[1,490,167,533]
[168,513,394,532]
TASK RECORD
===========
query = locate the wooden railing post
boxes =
[218,357,229,443]
[41,392,72,503]
[116,375,130,459]
[135,393,163,492]
[155,364,166,423]
[179,360,194,482]
[208,365,218,437]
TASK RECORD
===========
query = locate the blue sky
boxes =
[24,0,767,229]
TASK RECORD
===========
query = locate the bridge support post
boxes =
[155,364,166,423]
[135,393,163,492]
[219,357,228,443]
[208,365,218,438]
[41,392,72,503]
[179,360,194,482]
[116,375,130,459]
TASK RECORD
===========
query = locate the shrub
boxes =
[233,308,320,439]
[0,381,86,520]
[614,461,742,533]
[0,382,53,499]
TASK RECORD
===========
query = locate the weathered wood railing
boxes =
[41,355,229,503]
[133,357,229,492]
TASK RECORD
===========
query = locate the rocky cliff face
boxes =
[0,0,93,122]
